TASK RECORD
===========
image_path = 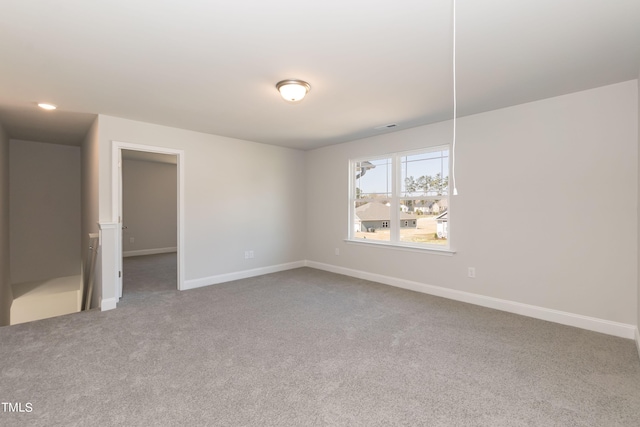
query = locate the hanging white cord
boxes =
[452,0,458,196]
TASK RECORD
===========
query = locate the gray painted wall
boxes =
[97,115,307,302]
[0,123,11,326]
[307,80,638,325]
[122,158,177,254]
[81,118,100,309]
[10,140,81,284]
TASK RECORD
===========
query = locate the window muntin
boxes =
[350,146,449,249]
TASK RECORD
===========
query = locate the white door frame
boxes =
[111,141,185,299]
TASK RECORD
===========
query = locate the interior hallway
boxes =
[122,253,177,299]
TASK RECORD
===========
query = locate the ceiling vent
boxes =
[374,123,398,130]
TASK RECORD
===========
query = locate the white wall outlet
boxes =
[249,250,254,259]
[468,267,476,278]
[129,237,134,244]
[335,248,340,256]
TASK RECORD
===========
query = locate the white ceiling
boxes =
[0,0,638,150]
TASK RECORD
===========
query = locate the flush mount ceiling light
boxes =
[276,79,311,102]
[37,103,57,110]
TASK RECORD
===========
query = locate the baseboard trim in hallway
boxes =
[123,247,177,258]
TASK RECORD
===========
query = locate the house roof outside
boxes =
[436,211,448,221]
[415,199,448,208]
[356,202,417,221]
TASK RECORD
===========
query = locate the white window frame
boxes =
[348,145,453,253]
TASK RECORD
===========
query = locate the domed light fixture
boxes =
[37,103,57,110]
[276,79,311,102]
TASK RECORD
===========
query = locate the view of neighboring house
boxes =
[414,199,448,215]
[436,211,448,239]
[354,202,417,232]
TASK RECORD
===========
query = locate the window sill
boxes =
[344,239,456,256]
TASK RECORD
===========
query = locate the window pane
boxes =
[350,147,450,250]
[353,201,391,242]
[355,158,392,200]
[401,149,449,197]
[399,199,448,245]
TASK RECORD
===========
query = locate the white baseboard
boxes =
[305,261,636,340]
[100,297,117,311]
[105,256,638,342]
[123,247,177,258]
[183,261,306,291]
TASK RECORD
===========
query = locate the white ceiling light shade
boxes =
[276,80,311,102]
[37,103,57,110]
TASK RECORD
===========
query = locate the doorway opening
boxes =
[112,142,185,303]
[122,150,177,298]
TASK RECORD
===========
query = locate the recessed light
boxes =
[37,103,57,110]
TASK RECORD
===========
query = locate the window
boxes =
[350,146,449,249]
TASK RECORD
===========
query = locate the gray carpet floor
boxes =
[123,252,178,298]
[1,266,640,426]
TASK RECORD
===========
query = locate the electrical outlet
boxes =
[249,250,254,259]
[335,248,340,256]
[129,237,134,244]
[468,267,476,278]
